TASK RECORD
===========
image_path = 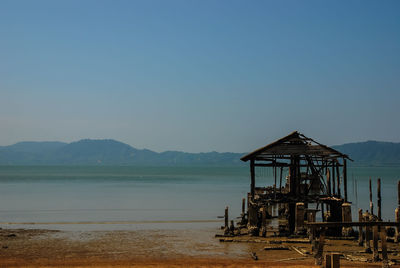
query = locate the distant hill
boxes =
[332,141,400,166]
[0,139,244,166]
[0,139,399,166]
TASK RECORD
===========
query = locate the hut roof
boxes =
[240,131,351,162]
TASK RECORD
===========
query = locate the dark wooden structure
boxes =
[240,131,352,235]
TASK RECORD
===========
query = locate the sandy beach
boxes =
[0,227,397,267]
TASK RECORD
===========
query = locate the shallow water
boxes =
[0,165,399,230]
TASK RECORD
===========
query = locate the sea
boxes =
[0,165,399,231]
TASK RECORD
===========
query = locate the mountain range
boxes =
[0,139,399,166]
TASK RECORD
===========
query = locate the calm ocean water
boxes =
[0,165,399,230]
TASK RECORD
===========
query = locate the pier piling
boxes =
[358,209,364,246]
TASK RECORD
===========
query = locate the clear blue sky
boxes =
[1,0,399,152]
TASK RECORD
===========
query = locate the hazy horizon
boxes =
[1,135,400,154]
[1,1,399,153]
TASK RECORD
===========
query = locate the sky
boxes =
[1,0,399,153]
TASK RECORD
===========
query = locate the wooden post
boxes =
[295,202,305,234]
[289,202,296,234]
[325,253,332,268]
[273,165,277,200]
[398,180,400,207]
[343,159,348,202]
[377,178,382,221]
[372,225,379,262]
[314,228,325,266]
[396,207,400,242]
[250,159,255,200]
[326,168,331,196]
[336,164,341,197]
[308,211,316,241]
[358,209,364,246]
[363,212,372,253]
[331,253,340,268]
[341,203,352,236]
[325,253,340,268]
[261,206,267,237]
[242,198,245,215]
[224,206,229,234]
[369,178,374,215]
[397,181,400,242]
[247,203,259,236]
[230,220,235,234]
[247,193,251,210]
[332,162,336,195]
[381,227,389,268]
[279,166,283,194]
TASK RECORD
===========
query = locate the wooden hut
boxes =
[240,131,352,235]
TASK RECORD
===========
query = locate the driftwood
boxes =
[290,246,310,256]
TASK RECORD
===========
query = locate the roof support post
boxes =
[250,159,255,201]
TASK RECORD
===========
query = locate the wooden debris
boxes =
[343,254,369,263]
[264,245,289,250]
[290,246,310,256]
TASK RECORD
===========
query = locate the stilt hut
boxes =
[240,131,352,236]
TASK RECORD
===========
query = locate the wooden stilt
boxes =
[332,162,336,195]
[381,227,389,268]
[250,159,255,200]
[224,206,229,234]
[372,225,379,262]
[358,209,364,246]
[363,212,372,253]
[295,202,305,234]
[336,164,341,197]
[341,203,352,236]
[343,159,348,202]
[242,198,245,215]
[397,180,400,242]
[369,178,374,215]
[331,253,340,268]
[325,253,332,268]
[396,207,400,243]
[326,168,331,196]
[247,203,258,236]
[261,206,267,237]
[377,178,382,221]
[229,220,235,234]
[279,166,283,194]
[314,228,325,265]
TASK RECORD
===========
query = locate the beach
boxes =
[1,227,394,267]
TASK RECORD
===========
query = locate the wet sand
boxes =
[0,228,396,267]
